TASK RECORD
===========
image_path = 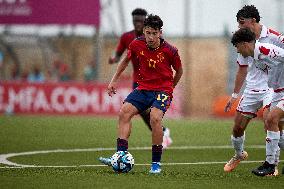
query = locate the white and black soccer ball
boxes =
[110,151,134,173]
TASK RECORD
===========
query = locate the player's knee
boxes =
[263,108,270,120]
[266,113,280,129]
[118,107,131,121]
[150,115,162,127]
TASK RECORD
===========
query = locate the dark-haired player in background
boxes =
[108,8,173,148]
[108,8,147,65]
[100,14,183,174]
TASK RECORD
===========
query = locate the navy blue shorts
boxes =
[124,89,171,113]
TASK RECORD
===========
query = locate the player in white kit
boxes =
[224,5,284,174]
[231,27,284,176]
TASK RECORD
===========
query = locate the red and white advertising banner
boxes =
[0,0,100,26]
[0,82,183,118]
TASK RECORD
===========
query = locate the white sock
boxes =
[279,130,284,149]
[231,133,245,157]
[266,131,280,164]
[274,146,280,165]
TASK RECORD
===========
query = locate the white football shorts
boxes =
[236,88,273,118]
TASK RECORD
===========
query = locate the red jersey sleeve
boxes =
[116,34,128,55]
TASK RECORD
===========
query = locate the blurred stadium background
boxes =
[0,0,283,117]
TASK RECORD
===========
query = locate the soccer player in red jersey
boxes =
[99,14,183,174]
[108,8,173,148]
[108,8,146,65]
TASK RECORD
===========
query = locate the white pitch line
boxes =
[1,160,282,169]
[0,145,268,168]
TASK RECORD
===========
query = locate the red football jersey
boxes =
[127,37,182,95]
[115,30,142,82]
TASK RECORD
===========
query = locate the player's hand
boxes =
[107,82,117,97]
[224,97,237,112]
[108,57,117,64]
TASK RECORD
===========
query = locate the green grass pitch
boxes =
[0,115,283,188]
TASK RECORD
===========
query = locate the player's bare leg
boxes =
[99,102,138,166]
[140,109,172,148]
[118,102,139,140]
[149,107,164,174]
[224,112,250,172]
[150,107,163,145]
[263,107,270,131]
[140,109,152,130]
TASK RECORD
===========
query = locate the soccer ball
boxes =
[110,151,134,173]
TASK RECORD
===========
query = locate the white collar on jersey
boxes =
[259,24,268,39]
[253,41,261,60]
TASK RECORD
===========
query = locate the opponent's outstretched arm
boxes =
[224,66,247,112]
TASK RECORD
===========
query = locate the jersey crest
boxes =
[147,52,165,68]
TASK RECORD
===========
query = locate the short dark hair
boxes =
[132,8,147,16]
[231,28,256,47]
[144,14,163,30]
[236,5,260,22]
